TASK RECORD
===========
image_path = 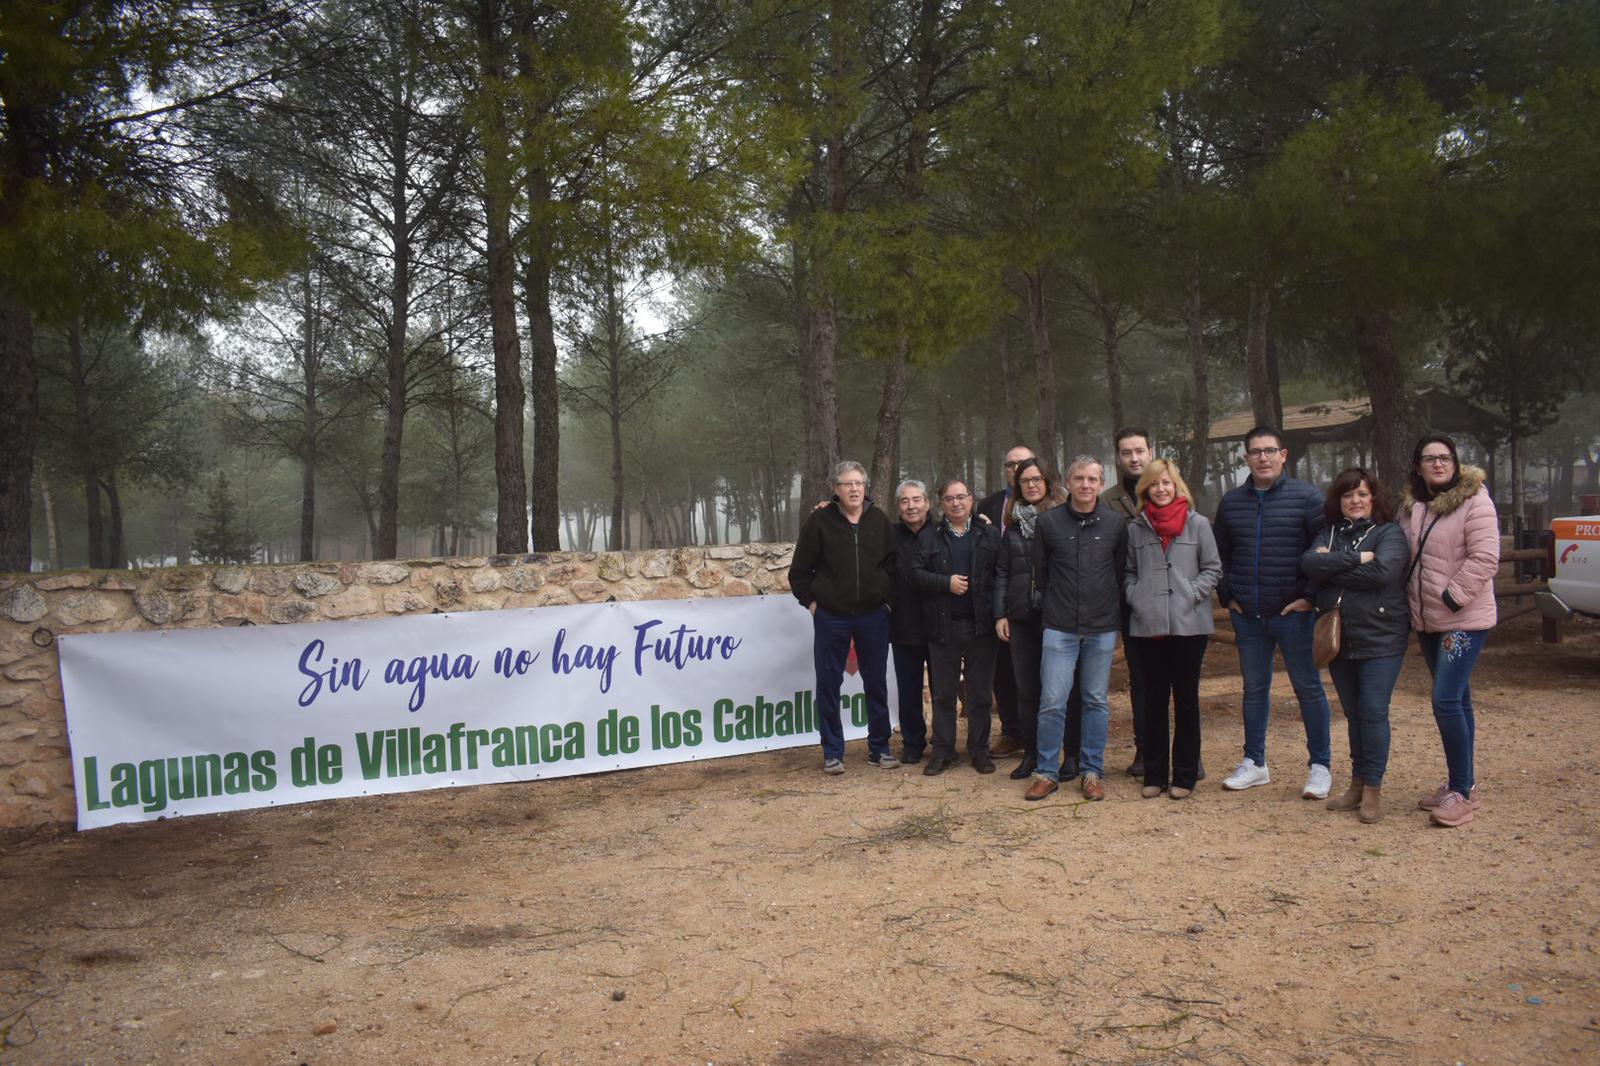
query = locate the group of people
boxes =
[787,426,1501,827]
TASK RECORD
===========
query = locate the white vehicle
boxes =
[1539,516,1600,621]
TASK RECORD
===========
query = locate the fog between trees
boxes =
[3,0,1598,570]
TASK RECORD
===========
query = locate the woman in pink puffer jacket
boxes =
[1400,433,1500,829]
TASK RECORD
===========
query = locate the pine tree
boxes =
[191,474,258,565]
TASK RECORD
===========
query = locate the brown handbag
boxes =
[1311,524,1367,668]
[1313,597,1342,667]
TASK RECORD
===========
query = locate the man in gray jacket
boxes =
[1025,457,1127,802]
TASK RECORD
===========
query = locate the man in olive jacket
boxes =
[789,461,898,775]
[1026,457,1128,802]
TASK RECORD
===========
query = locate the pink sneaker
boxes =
[1418,783,1478,811]
[1430,790,1479,827]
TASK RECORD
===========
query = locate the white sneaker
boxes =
[1302,764,1332,800]
[1222,758,1271,790]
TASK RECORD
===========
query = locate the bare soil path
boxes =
[3,613,1598,1065]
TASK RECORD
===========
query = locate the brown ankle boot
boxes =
[1359,785,1383,823]
[1326,779,1363,811]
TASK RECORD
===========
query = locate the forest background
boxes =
[2,0,1598,571]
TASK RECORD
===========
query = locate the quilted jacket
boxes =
[1213,472,1326,616]
[1399,466,1501,632]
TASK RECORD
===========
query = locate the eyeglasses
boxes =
[1003,456,1035,469]
[1419,454,1454,466]
[835,479,865,488]
[1245,448,1284,459]
[1018,476,1045,487]
[941,493,971,503]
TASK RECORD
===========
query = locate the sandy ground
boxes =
[2,612,1598,1066]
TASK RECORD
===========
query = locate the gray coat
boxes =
[1124,511,1223,638]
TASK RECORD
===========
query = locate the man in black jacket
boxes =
[788,461,898,775]
[913,477,1001,775]
[1026,457,1127,801]
[891,479,933,763]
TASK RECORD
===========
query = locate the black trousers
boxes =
[893,641,929,756]
[1007,618,1044,759]
[992,629,1020,739]
[1131,634,1208,790]
[928,622,998,758]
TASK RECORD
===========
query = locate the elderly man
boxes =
[788,461,898,775]
[977,443,1037,758]
[1026,456,1128,801]
[913,477,1002,775]
[891,479,933,763]
[1213,426,1332,799]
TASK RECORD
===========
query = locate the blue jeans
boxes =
[892,642,929,756]
[1036,629,1116,781]
[1327,653,1404,786]
[1419,629,1487,795]
[812,605,892,761]
[1230,609,1332,769]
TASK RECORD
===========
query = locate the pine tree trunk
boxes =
[1351,309,1412,496]
[103,474,126,568]
[1001,323,1022,443]
[0,290,35,571]
[298,265,318,562]
[478,1,528,555]
[525,165,561,552]
[1245,282,1276,431]
[67,319,105,568]
[870,334,911,507]
[1024,269,1057,470]
[377,96,412,560]
[1186,286,1211,494]
[1100,299,1125,443]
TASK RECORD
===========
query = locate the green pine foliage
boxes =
[190,473,259,565]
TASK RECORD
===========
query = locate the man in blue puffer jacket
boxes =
[1213,426,1334,800]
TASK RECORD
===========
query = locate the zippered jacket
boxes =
[788,500,896,614]
[1213,473,1326,616]
[1037,502,1127,634]
[1399,466,1500,632]
[993,522,1045,624]
[890,520,930,643]
[911,519,1001,640]
[1299,518,1411,659]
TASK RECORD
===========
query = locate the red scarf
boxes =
[1145,497,1189,551]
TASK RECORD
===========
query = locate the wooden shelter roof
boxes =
[1208,388,1490,445]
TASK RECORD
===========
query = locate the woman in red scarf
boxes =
[1123,459,1223,798]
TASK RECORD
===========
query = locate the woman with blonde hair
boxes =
[1123,458,1222,799]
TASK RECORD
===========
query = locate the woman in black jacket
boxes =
[1300,468,1410,824]
[992,458,1067,780]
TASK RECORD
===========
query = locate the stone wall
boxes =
[0,544,795,831]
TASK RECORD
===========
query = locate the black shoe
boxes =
[1197,759,1207,781]
[1061,760,1079,780]
[971,754,996,774]
[923,755,954,776]
[1125,750,1145,778]
[901,749,924,766]
[1009,755,1038,780]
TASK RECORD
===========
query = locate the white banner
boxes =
[60,595,897,830]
